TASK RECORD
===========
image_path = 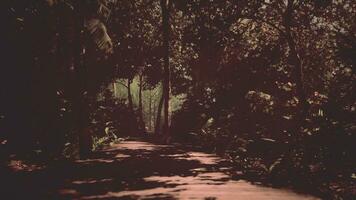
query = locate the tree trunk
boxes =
[78,109,91,158]
[160,0,171,137]
[73,4,91,159]
[286,33,308,119]
[149,90,152,131]
[284,0,309,135]
[154,91,164,135]
[113,81,117,98]
[138,73,145,131]
[127,78,136,135]
[152,92,157,132]
[127,78,133,113]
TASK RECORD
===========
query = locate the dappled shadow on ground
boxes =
[1,140,319,200]
[56,141,231,200]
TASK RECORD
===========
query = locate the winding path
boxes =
[57,140,319,200]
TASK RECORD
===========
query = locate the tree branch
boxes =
[115,81,129,89]
[240,15,287,39]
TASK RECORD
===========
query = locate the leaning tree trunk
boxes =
[154,91,164,135]
[160,0,171,137]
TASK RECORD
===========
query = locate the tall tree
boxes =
[72,0,114,158]
[138,71,145,131]
[160,0,171,137]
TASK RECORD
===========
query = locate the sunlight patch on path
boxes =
[184,152,224,165]
[79,172,319,200]
[72,178,113,185]
[108,141,169,151]
[75,158,115,164]
[75,140,320,200]
[141,173,319,200]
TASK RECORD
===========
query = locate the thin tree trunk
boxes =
[154,91,164,135]
[286,32,308,118]
[113,81,117,98]
[160,0,171,137]
[127,78,133,113]
[153,92,157,132]
[127,78,135,135]
[138,73,145,131]
[149,90,152,131]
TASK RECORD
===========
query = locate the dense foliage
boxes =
[1,0,354,198]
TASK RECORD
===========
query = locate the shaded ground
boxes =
[1,139,320,200]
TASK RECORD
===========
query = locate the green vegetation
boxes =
[1,0,354,199]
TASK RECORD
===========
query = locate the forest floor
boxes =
[1,138,321,200]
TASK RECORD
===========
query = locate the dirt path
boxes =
[55,140,319,200]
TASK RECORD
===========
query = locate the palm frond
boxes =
[98,3,111,20]
[97,0,117,21]
[85,18,113,53]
